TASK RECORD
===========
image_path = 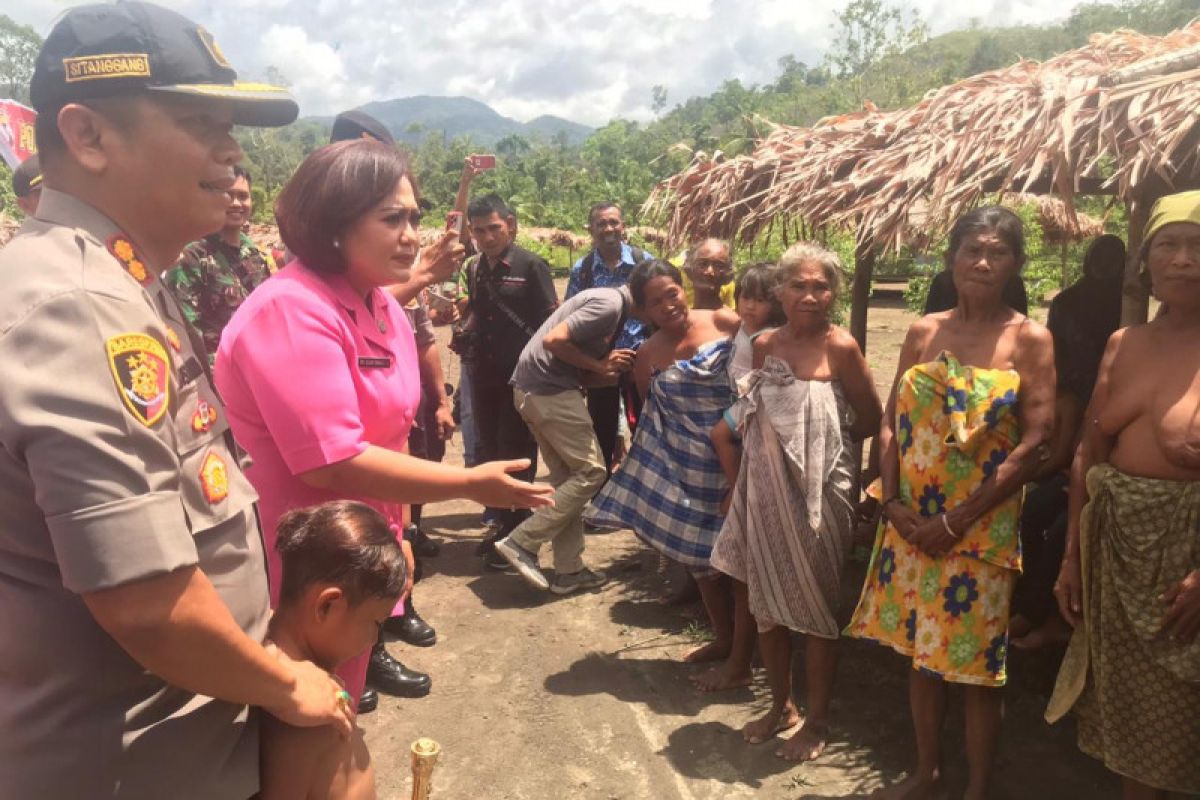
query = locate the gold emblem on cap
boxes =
[63,53,151,83]
[196,28,232,69]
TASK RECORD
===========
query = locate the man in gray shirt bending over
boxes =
[496,283,641,594]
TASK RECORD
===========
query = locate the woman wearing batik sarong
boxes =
[846,207,1055,800]
[710,243,881,761]
[1047,191,1200,799]
[585,260,742,660]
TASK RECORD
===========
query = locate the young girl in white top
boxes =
[728,263,786,388]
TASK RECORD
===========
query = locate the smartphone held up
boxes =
[469,154,497,171]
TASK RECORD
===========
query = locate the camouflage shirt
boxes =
[164,233,277,362]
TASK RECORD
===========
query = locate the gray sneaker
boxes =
[494,537,549,590]
[549,567,608,595]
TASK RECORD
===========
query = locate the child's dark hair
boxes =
[275,501,407,607]
[736,262,787,327]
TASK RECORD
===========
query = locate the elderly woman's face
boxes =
[1147,221,1200,310]
[778,261,833,325]
[951,229,1020,300]
[341,176,421,292]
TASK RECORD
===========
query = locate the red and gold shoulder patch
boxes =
[106,234,151,286]
[165,327,182,352]
[191,400,218,433]
[199,450,229,504]
[106,333,170,427]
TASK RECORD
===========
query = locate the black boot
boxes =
[366,641,431,698]
[357,687,379,714]
[384,598,437,647]
[406,524,440,558]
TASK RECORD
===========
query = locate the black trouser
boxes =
[1012,474,1069,626]
[407,388,447,530]
[472,378,537,535]
[586,384,621,472]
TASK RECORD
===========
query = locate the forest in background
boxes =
[2,0,1197,307]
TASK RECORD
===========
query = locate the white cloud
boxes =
[1,0,1088,126]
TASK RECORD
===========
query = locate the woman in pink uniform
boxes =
[215,140,552,707]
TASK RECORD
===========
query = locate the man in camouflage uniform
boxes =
[165,164,277,361]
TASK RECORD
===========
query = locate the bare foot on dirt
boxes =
[869,772,943,800]
[689,661,752,692]
[776,719,828,761]
[684,640,730,663]
[741,703,801,744]
[1011,615,1071,650]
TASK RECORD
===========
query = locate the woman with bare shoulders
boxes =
[585,260,743,677]
[710,243,882,761]
[846,207,1056,800]
[1047,192,1200,799]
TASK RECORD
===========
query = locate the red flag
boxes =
[0,100,37,170]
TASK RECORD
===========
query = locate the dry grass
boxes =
[647,23,1200,252]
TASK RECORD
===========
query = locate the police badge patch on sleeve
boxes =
[106,333,170,426]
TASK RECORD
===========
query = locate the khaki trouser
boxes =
[510,387,608,574]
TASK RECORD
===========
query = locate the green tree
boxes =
[828,0,928,80]
[0,14,42,104]
[651,85,669,117]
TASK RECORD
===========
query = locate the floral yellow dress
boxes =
[847,352,1023,686]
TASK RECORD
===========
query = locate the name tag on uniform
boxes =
[358,357,392,369]
[178,357,205,387]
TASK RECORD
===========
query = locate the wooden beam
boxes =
[851,239,875,354]
[1121,196,1152,326]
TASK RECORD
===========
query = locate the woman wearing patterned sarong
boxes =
[846,208,1055,800]
[711,243,881,761]
[585,260,742,662]
[1048,191,1200,798]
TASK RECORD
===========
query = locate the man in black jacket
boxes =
[464,194,558,566]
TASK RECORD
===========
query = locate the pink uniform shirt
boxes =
[215,261,420,700]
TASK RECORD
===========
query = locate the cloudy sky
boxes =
[2,0,1086,126]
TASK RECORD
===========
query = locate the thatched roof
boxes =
[0,215,18,248]
[647,23,1200,252]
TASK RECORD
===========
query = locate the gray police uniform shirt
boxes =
[0,189,268,799]
[510,285,630,395]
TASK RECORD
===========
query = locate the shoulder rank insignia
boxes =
[106,234,151,286]
[191,400,218,433]
[165,327,182,352]
[106,333,170,426]
[199,450,229,504]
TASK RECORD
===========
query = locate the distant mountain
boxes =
[337,96,593,147]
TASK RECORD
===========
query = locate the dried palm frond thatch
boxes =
[647,24,1200,254]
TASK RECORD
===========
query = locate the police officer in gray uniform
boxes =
[0,4,352,797]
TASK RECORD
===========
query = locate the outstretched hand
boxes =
[413,230,466,287]
[467,459,555,510]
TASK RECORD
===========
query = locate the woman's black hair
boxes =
[275,500,407,607]
[1083,233,1126,280]
[629,259,683,308]
[944,206,1026,267]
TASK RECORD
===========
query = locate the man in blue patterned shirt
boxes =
[564,202,654,469]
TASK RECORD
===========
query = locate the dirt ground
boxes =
[363,284,1118,800]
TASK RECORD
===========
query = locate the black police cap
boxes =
[30,1,298,127]
[12,155,42,198]
[330,110,396,146]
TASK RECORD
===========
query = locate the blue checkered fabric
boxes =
[585,339,734,568]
